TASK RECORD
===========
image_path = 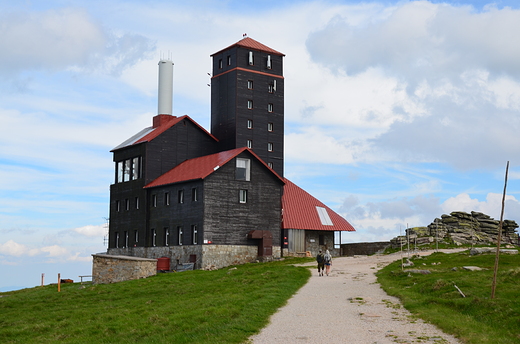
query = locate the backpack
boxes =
[316,253,324,263]
[324,254,331,263]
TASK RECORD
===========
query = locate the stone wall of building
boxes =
[107,244,281,271]
[92,254,157,284]
[340,242,391,256]
[305,231,340,257]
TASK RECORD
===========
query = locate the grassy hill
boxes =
[0,257,311,344]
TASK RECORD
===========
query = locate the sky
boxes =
[1,0,520,291]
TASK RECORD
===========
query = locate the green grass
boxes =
[377,250,520,344]
[0,258,311,343]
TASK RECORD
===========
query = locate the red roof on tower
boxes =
[282,179,356,232]
[211,37,285,57]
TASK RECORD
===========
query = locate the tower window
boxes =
[268,122,273,132]
[268,142,273,152]
[115,232,119,248]
[152,229,156,247]
[191,187,198,202]
[247,80,253,89]
[124,231,128,248]
[178,226,183,245]
[115,200,120,212]
[248,51,254,65]
[247,140,252,149]
[178,189,184,203]
[152,194,157,207]
[268,103,273,112]
[239,189,248,203]
[125,198,129,211]
[134,230,139,243]
[165,227,170,246]
[247,100,253,109]
[267,55,271,69]
[247,119,253,129]
[268,162,273,169]
[227,55,231,65]
[219,59,223,69]
[268,84,274,93]
[135,197,139,210]
[236,158,251,181]
[165,192,170,206]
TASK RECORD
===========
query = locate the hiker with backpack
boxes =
[316,250,325,276]
[323,250,332,276]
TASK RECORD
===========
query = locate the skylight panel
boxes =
[316,206,333,226]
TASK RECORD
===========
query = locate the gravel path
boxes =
[250,250,462,344]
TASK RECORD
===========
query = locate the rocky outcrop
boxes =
[390,211,519,248]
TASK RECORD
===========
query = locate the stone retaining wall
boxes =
[92,254,156,284]
[340,242,391,256]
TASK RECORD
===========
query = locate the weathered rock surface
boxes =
[390,211,519,248]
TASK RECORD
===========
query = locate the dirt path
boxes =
[250,250,462,344]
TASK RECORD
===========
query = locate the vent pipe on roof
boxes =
[158,59,174,115]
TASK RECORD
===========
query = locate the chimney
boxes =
[157,59,174,115]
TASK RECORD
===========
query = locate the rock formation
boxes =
[390,211,519,248]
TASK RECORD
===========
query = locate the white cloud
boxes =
[73,224,107,238]
[0,240,29,257]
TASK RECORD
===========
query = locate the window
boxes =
[178,226,183,245]
[268,103,273,112]
[135,197,139,210]
[247,119,253,129]
[123,159,131,182]
[165,192,170,206]
[165,227,169,246]
[134,230,139,243]
[239,189,248,203]
[268,162,273,169]
[267,55,272,69]
[316,206,333,226]
[125,199,129,211]
[236,158,251,181]
[192,225,198,244]
[178,189,184,203]
[115,232,119,248]
[319,234,325,246]
[247,140,252,149]
[218,59,222,69]
[247,80,253,89]
[247,100,253,109]
[115,200,120,212]
[116,157,141,183]
[227,55,231,65]
[248,51,253,65]
[131,157,140,180]
[117,161,124,183]
[152,229,156,247]
[268,122,273,132]
[268,142,273,152]
[124,231,128,248]
[268,84,274,93]
[152,194,157,207]
[191,187,198,202]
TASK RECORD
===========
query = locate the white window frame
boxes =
[178,226,183,246]
[152,228,157,246]
[192,225,198,245]
[165,228,169,246]
[268,122,273,132]
[247,119,253,129]
[178,189,184,204]
[236,158,251,181]
[247,100,253,109]
[165,192,170,206]
[268,103,273,112]
[247,80,253,89]
[247,140,252,149]
[191,188,198,202]
[268,142,273,152]
[239,189,248,203]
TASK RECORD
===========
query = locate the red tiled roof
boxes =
[145,147,284,188]
[211,37,285,57]
[136,115,218,145]
[282,179,355,232]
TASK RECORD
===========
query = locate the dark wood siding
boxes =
[147,180,204,247]
[202,152,283,246]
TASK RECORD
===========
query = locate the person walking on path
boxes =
[324,250,332,276]
[316,250,325,276]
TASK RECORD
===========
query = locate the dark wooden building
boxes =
[105,37,355,271]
